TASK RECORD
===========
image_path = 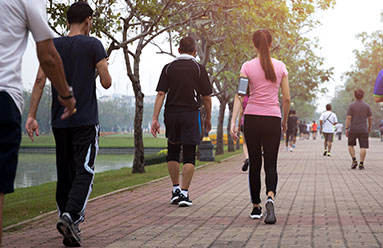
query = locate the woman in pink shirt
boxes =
[230,29,291,224]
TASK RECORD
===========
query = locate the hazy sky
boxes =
[310,0,383,111]
[21,0,383,110]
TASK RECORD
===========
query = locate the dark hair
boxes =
[289,109,296,115]
[67,2,93,24]
[252,29,276,82]
[179,37,196,54]
[354,89,364,100]
[326,104,332,111]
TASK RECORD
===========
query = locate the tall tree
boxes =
[332,31,383,129]
[47,0,207,173]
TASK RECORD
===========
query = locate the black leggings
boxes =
[244,115,281,204]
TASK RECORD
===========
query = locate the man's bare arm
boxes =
[151,91,166,138]
[25,67,46,141]
[202,95,212,134]
[28,67,46,119]
[96,58,112,89]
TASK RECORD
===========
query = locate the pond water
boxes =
[15,153,134,189]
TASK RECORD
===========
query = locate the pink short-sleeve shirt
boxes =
[240,58,288,118]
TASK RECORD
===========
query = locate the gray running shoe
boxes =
[264,197,277,224]
[57,213,81,247]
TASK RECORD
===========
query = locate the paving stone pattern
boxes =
[3,138,383,248]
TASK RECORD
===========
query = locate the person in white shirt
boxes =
[0,0,76,244]
[335,121,344,141]
[319,104,338,157]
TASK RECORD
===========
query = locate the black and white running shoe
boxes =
[359,163,365,170]
[178,193,192,207]
[264,197,277,224]
[250,206,263,219]
[170,189,181,204]
[57,213,81,247]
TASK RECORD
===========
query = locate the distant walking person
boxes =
[319,104,337,157]
[346,89,372,170]
[311,121,318,140]
[231,29,290,224]
[298,121,306,140]
[151,37,212,208]
[238,95,250,171]
[306,122,311,139]
[285,110,298,152]
[335,121,344,141]
[25,3,111,246]
[0,0,76,245]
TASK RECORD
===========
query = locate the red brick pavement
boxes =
[3,138,383,247]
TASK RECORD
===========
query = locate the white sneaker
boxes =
[289,147,293,152]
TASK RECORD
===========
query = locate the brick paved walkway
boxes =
[3,138,383,248]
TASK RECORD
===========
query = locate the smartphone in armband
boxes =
[237,77,249,95]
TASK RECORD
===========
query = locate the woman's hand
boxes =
[282,119,287,133]
[230,122,238,141]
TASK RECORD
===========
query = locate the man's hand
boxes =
[204,118,212,135]
[230,122,238,141]
[151,119,160,138]
[25,117,39,142]
[345,129,349,137]
[58,96,76,120]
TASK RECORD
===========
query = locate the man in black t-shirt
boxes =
[25,3,111,247]
[151,37,212,207]
[345,89,372,170]
[285,110,298,152]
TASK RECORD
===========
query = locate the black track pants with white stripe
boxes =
[53,125,99,223]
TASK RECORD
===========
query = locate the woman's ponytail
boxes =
[252,29,276,82]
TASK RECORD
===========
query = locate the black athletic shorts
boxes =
[323,132,334,142]
[0,92,21,194]
[348,132,369,148]
[164,111,201,145]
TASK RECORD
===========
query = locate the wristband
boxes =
[60,87,73,99]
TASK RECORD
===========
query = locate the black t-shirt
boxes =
[51,35,107,128]
[287,116,298,131]
[156,56,212,113]
[299,123,306,132]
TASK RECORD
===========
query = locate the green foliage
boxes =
[332,31,383,129]
[144,153,167,166]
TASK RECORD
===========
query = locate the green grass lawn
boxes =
[21,133,167,148]
[4,149,242,230]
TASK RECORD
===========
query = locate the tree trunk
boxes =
[123,40,145,173]
[132,89,145,173]
[227,100,235,152]
[215,100,226,155]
